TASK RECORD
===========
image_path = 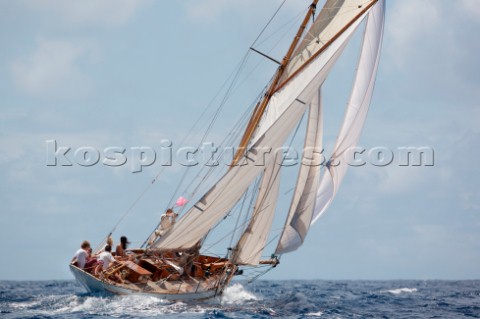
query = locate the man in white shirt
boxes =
[72,240,90,269]
[95,244,124,283]
[98,244,116,271]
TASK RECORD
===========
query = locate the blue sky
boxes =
[1,0,479,281]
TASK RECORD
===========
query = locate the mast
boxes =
[231,0,319,166]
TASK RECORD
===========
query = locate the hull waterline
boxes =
[69,264,228,301]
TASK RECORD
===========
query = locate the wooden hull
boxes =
[69,264,232,301]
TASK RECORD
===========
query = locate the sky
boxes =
[0,0,479,281]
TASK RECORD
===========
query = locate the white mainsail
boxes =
[311,0,385,224]
[275,89,323,255]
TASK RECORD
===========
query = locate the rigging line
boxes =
[204,162,280,255]
[256,7,307,47]
[175,84,265,205]
[123,56,259,248]
[247,263,277,283]
[165,33,266,207]
[166,52,253,208]
[115,54,256,245]
[202,210,253,253]
[251,0,289,48]
[147,1,311,247]
[197,178,261,253]
[171,89,258,207]
[183,100,306,252]
[199,176,262,254]
[228,191,250,249]
[238,109,306,258]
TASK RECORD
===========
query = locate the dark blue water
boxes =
[1,280,479,318]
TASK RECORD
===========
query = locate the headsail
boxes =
[232,157,282,265]
[275,89,323,255]
[312,0,385,224]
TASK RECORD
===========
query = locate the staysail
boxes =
[311,0,385,224]
[275,89,323,255]
[231,157,282,265]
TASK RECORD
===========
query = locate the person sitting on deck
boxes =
[96,244,116,273]
[83,247,98,273]
[95,245,124,283]
[72,240,90,269]
[115,236,132,259]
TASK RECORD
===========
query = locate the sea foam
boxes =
[221,283,258,305]
[387,287,418,295]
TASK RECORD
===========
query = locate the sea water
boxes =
[1,280,479,318]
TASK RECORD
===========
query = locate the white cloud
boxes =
[387,0,441,67]
[10,38,99,98]
[18,0,150,28]
[459,0,480,20]
[183,0,308,24]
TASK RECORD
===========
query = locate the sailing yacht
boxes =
[70,0,385,300]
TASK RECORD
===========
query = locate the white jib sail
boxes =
[275,88,323,255]
[232,156,282,265]
[311,0,385,224]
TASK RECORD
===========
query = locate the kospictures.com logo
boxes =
[46,139,434,173]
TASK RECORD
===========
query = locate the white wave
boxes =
[306,311,324,317]
[14,293,208,317]
[221,283,258,305]
[387,288,418,295]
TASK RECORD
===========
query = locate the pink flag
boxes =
[175,196,188,207]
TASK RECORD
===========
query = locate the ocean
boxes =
[1,280,479,318]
